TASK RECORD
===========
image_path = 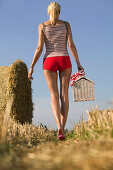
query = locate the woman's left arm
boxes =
[28,23,44,80]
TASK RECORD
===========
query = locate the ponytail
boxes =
[48,2,61,26]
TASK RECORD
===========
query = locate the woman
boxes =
[28,2,84,140]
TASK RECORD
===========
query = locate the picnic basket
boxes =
[70,70,95,102]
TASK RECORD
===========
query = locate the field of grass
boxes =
[0,102,113,170]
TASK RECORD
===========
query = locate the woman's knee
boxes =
[60,93,68,102]
[51,91,59,100]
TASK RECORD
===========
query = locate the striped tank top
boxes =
[43,21,69,59]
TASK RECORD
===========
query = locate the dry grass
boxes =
[72,105,113,140]
[0,102,113,170]
[0,66,10,112]
[0,109,55,147]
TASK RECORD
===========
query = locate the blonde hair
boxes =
[48,2,61,26]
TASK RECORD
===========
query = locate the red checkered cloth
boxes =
[70,70,85,86]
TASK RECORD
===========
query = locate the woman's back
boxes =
[43,20,69,59]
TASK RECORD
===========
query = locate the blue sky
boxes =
[0,0,113,130]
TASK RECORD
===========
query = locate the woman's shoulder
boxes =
[42,21,50,25]
[38,22,44,32]
[57,20,71,26]
[63,20,71,27]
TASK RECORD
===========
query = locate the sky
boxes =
[0,0,113,130]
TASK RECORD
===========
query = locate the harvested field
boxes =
[0,104,113,170]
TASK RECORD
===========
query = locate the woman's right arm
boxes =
[66,21,84,71]
[28,23,44,80]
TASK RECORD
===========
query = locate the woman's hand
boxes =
[28,67,34,80]
[77,63,84,72]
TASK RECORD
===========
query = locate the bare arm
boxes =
[30,23,44,68]
[28,23,44,80]
[66,22,84,71]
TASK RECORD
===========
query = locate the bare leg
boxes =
[59,68,72,131]
[43,70,63,131]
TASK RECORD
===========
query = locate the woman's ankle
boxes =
[57,128,63,136]
[57,124,63,130]
[58,126,64,132]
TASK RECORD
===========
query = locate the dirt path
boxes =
[21,138,113,170]
[0,137,113,170]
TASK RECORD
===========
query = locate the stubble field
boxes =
[0,103,113,170]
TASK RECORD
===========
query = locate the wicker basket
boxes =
[71,76,95,102]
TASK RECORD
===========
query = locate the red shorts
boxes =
[43,56,72,72]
